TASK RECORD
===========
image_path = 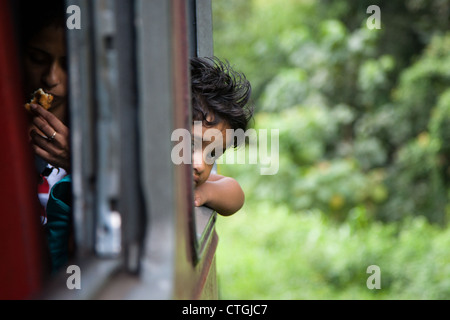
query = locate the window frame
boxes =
[39,0,218,299]
[188,0,218,263]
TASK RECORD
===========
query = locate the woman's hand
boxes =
[29,103,71,172]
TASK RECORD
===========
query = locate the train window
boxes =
[132,0,218,299]
[39,0,139,297]
[188,0,217,260]
[2,0,219,299]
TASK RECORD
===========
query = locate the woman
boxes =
[19,0,73,272]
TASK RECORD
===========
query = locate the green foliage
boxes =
[213,0,450,300]
[377,34,450,223]
[214,0,450,224]
[217,203,450,299]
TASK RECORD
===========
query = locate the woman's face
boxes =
[23,24,68,123]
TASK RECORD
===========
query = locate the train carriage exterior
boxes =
[0,0,219,300]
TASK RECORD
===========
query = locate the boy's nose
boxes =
[192,151,205,173]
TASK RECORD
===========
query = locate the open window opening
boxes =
[10,0,75,279]
[188,0,218,261]
[1,0,219,300]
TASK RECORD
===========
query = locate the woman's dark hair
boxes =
[17,0,66,47]
[190,56,254,145]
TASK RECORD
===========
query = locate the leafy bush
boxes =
[213,0,450,300]
[217,202,450,299]
[215,1,450,224]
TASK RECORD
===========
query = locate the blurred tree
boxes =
[213,0,450,225]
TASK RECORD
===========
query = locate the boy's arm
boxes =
[194,173,245,216]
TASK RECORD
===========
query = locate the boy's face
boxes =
[192,120,232,187]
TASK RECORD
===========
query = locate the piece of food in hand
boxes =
[24,88,53,112]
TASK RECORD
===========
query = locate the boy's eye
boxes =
[207,150,216,159]
[205,149,224,161]
[203,149,216,162]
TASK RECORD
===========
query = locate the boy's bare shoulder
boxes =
[207,173,225,182]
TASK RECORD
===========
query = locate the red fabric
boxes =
[38,176,50,194]
[0,1,44,299]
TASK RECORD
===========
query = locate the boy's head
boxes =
[191,56,253,135]
[190,56,253,186]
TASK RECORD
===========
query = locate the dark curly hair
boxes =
[17,0,66,47]
[190,57,253,147]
